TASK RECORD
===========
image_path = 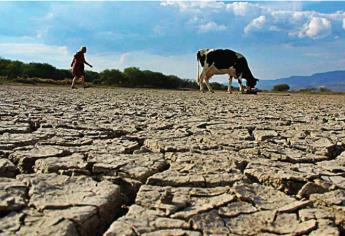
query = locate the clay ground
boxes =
[1,85,345,236]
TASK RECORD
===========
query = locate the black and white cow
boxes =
[196,49,258,93]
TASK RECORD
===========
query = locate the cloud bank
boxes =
[161,1,345,40]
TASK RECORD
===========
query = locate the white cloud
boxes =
[226,2,261,16]
[297,17,332,39]
[244,16,266,34]
[160,1,194,12]
[161,0,225,13]
[243,8,342,39]
[270,10,308,25]
[161,1,262,18]
[198,21,226,33]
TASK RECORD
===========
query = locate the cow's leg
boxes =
[204,66,215,93]
[199,71,206,92]
[205,76,214,93]
[227,76,233,93]
[238,78,244,92]
[199,79,205,92]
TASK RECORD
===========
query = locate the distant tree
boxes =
[319,86,332,93]
[166,75,182,89]
[22,63,62,80]
[123,67,183,89]
[6,60,24,79]
[97,69,125,85]
[272,84,290,92]
[142,70,164,87]
[0,58,12,77]
[1,59,71,81]
[123,67,144,86]
[60,69,73,79]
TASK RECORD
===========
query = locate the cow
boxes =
[196,49,259,93]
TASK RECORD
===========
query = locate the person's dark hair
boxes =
[80,46,87,53]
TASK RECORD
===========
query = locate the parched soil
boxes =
[1,85,345,236]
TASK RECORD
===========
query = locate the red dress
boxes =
[71,51,85,77]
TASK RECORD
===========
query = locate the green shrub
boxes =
[272,84,290,92]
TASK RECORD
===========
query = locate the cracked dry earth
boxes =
[1,86,345,236]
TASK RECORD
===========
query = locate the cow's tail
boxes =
[196,56,200,85]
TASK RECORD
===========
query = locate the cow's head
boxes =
[197,49,210,67]
[196,49,211,85]
[246,77,259,89]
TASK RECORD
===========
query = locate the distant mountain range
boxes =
[258,70,345,92]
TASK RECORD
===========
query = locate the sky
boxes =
[1,1,345,82]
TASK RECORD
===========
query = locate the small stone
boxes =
[171,193,235,219]
[253,130,278,141]
[297,182,327,198]
[277,200,311,213]
[218,201,257,217]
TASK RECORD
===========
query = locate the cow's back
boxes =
[206,49,238,70]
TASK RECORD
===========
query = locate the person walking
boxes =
[71,46,92,89]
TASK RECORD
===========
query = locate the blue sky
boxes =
[1,1,345,82]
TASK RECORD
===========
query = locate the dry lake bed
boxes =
[1,85,345,236]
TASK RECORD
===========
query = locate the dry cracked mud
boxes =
[1,85,345,236]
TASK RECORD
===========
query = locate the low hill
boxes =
[258,71,345,92]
